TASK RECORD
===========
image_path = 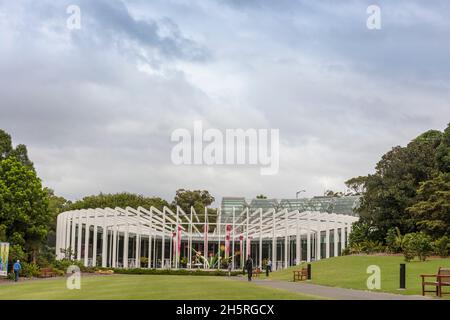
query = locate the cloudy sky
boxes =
[1,0,449,204]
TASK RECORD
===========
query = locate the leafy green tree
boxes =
[67,192,169,211]
[0,129,33,168]
[435,122,450,173]
[172,189,215,214]
[407,173,450,238]
[385,227,403,253]
[401,232,433,262]
[0,157,50,263]
[256,194,267,199]
[433,236,449,258]
[0,129,13,159]
[172,189,216,229]
[352,130,442,242]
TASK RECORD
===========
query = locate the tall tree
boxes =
[0,129,33,168]
[351,129,443,242]
[407,172,450,238]
[67,192,169,211]
[0,157,50,262]
[172,189,215,214]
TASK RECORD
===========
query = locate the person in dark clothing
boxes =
[245,257,253,281]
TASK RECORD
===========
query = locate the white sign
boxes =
[0,243,9,277]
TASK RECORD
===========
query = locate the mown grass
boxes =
[0,274,319,300]
[271,255,450,296]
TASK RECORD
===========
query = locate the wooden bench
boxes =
[293,267,308,282]
[421,267,450,297]
[39,267,56,278]
[252,267,261,278]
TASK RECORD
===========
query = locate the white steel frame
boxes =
[55,206,358,270]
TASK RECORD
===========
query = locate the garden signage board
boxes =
[0,242,9,277]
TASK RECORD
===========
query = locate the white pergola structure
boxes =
[55,206,358,270]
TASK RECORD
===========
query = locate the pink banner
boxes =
[225,224,231,258]
[177,226,182,260]
[246,236,252,258]
[204,223,208,259]
[239,235,243,261]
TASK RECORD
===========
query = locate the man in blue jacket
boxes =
[13,260,21,282]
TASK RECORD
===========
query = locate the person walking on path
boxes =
[245,257,253,281]
[266,259,272,277]
[13,260,22,282]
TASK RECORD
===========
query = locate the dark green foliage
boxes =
[111,268,241,277]
[401,232,433,262]
[408,173,450,238]
[67,192,169,211]
[0,157,50,263]
[347,123,450,247]
[433,236,449,258]
[385,227,403,253]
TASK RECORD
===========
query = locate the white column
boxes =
[296,211,300,265]
[217,209,221,269]
[102,210,108,267]
[316,216,321,261]
[92,211,98,267]
[346,222,351,245]
[112,210,117,268]
[341,221,346,253]
[325,214,330,259]
[71,212,77,260]
[148,208,153,269]
[136,210,141,268]
[284,209,288,269]
[55,214,61,259]
[175,208,179,269]
[188,207,192,270]
[232,207,235,270]
[272,209,276,271]
[162,210,165,268]
[306,215,311,263]
[77,211,83,261]
[65,212,72,258]
[84,212,90,267]
[124,210,129,268]
[259,209,263,269]
[333,216,338,257]
[169,225,173,269]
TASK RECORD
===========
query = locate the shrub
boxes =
[140,257,149,268]
[385,227,403,253]
[402,232,433,262]
[433,236,449,258]
[109,268,241,277]
[21,262,40,278]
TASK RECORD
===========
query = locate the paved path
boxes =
[232,277,431,300]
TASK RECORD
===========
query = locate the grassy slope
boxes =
[0,274,319,300]
[271,255,450,296]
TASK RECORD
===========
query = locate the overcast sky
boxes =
[1,0,449,204]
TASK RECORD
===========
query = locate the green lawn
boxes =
[271,255,450,296]
[0,274,318,300]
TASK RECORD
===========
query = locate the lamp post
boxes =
[296,190,306,199]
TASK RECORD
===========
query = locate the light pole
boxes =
[296,190,306,199]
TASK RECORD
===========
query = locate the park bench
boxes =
[39,267,56,278]
[252,267,261,278]
[293,267,308,282]
[421,267,450,297]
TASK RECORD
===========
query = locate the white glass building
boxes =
[55,196,359,270]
